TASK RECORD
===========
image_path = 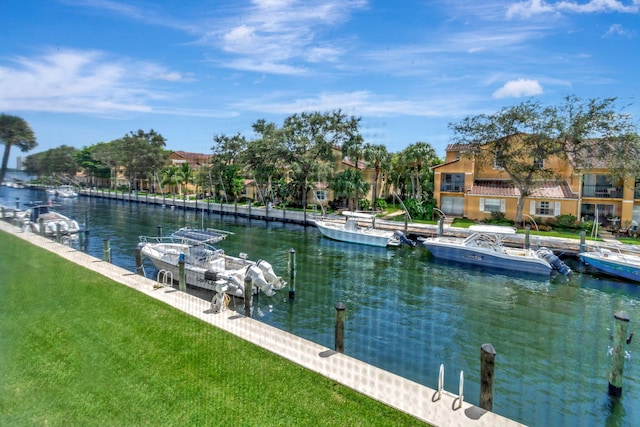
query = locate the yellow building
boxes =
[433,142,640,228]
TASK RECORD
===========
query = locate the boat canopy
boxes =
[342,211,376,220]
[170,227,232,244]
[468,225,517,234]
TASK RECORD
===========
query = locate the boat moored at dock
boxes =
[421,225,572,277]
[138,228,287,310]
[312,211,415,247]
[579,244,640,283]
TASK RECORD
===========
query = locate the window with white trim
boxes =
[480,198,505,213]
[530,200,560,217]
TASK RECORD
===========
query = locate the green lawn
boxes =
[0,231,426,427]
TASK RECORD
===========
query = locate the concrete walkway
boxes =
[0,220,525,427]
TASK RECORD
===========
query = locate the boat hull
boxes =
[313,220,396,247]
[423,241,553,276]
[580,253,640,283]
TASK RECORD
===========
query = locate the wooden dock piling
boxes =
[480,343,496,411]
[102,238,111,263]
[608,311,633,396]
[335,302,346,353]
[178,254,186,292]
[244,276,252,317]
[288,248,296,301]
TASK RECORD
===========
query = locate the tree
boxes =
[93,141,123,190]
[449,96,640,223]
[363,143,392,208]
[0,114,37,183]
[75,146,111,186]
[119,130,168,190]
[160,165,184,195]
[331,169,370,211]
[243,120,289,202]
[402,142,439,201]
[281,110,360,216]
[211,133,248,202]
[179,162,194,196]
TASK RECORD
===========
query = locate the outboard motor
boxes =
[256,259,286,289]
[246,265,276,296]
[393,230,416,247]
[537,247,572,276]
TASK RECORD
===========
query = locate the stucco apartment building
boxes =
[433,143,640,229]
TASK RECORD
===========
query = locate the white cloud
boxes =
[603,23,636,38]
[493,79,544,98]
[0,49,187,113]
[507,0,640,19]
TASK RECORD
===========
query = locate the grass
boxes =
[0,231,427,427]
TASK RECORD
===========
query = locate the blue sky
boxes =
[1,0,639,168]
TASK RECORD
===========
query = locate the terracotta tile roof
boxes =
[431,158,460,170]
[171,151,213,163]
[468,180,577,199]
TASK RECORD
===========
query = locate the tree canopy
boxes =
[0,114,37,183]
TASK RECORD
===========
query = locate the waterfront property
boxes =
[433,138,640,230]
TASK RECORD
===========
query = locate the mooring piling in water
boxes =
[102,238,111,263]
[244,276,252,317]
[579,229,586,253]
[480,343,496,411]
[288,248,296,301]
[335,302,346,353]
[608,311,633,397]
[178,253,186,292]
[524,225,530,249]
[156,225,162,238]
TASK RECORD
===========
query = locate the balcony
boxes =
[440,183,465,193]
[582,185,623,198]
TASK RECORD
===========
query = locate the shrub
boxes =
[358,198,371,210]
[374,198,387,211]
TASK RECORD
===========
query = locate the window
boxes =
[441,173,464,192]
[533,158,544,169]
[480,198,505,213]
[531,201,560,216]
[315,190,327,201]
[493,154,504,170]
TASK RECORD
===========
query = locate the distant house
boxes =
[168,151,213,170]
[432,140,640,227]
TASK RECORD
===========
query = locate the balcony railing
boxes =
[582,185,623,198]
[440,184,465,192]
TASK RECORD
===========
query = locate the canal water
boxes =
[2,186,639,427]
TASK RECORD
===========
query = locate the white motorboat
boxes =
[579,244,640,283]
[56,185,78,198]
[421,225,571,277]
[139,228,287,310]
[27,204,81,236]
[313,211,415,247]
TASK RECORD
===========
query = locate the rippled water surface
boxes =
[3,186,639,426]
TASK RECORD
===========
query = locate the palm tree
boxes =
[0,114,37,183]
[179,162,194,197]
[161,165,184,195]
[402,142,438,200]
[363,143,391,209]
